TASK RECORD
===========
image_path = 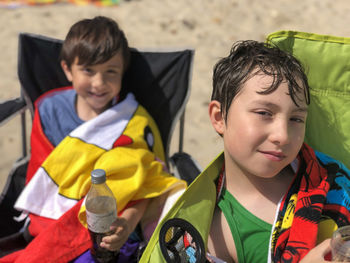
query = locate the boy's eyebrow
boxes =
[293,107,308,113]
[251,100,308,112]
[107,64,123,69]
[81,62,123,68]
[108,64,123,67]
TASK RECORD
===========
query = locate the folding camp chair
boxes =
[0,32,201,253]
[139,31,350,263]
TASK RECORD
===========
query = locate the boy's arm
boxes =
[207,206,236,263]
[100,198,150,251]
[119,198,150,236]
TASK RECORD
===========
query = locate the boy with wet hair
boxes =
[211,40,310,122]
[1,16,185,262]
[140,40,350,263]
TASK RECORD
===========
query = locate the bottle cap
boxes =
[91,169,106,184]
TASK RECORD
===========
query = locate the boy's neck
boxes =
[224,160,295,205]
[224,160,295,224]
[75,96,112,121]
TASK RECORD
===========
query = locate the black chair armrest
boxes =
[170,152,202,185]
[0,98,26,125]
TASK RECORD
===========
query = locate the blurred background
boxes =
[1,0,350,192]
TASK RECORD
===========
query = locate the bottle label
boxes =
[86,210,117,233]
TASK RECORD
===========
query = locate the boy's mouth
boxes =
[89,92,107,98]
[260,150,286,161]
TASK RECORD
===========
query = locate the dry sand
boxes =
[1,0,350,192]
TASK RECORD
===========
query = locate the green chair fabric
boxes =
[139,153,223,262]
[267,31,350,168]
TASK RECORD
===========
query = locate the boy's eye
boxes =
[82,68,93,74]
[107,69,120,75]
[290,117,305,123]
[255,111,272,117]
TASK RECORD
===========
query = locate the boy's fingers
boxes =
[300,239,332,263]
[318,238,331,256]
[100,234,123,251]
[100,218,130,251]
[110,217,128,229]
[100,240,121,251]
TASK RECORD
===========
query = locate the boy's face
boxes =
[61,52,124,120]
[209,72,308,179]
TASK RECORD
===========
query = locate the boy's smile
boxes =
[62,52,124,121]
[259,150,286,162]
[210,71,308,180]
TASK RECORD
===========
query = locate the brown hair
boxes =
[60,16,130,71]
[212,40,310,122]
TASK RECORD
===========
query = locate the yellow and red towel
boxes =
[2,91,186,262]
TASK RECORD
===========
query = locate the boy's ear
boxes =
[209,100,225,135]
[60,60,73,82]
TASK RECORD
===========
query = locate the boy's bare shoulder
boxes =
[207,206,236,263]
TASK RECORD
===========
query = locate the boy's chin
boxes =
[252,167,289,179]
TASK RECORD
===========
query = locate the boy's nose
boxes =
[270,120,290,146]
[92,73,105,89]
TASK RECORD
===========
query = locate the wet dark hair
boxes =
[212,40,310,122]
[60,16,130,70]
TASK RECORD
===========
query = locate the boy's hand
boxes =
[300,239,338,263]
[100,217,130,252]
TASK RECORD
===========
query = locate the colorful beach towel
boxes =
[1,91,186,262]
[270,144,350,262]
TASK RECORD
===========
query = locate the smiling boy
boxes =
[1,16,186,263]
[61,53,124,121]
[208,55,309,262]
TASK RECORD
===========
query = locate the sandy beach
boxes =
[1,0,350,192]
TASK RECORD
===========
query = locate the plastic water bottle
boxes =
[86,169,118,263]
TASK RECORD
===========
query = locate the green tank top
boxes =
[218,188,272,263]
